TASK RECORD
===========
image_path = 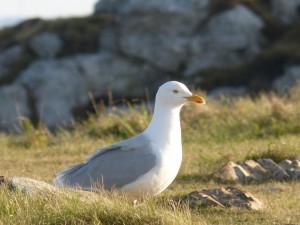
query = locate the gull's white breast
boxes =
[120,142,182,197]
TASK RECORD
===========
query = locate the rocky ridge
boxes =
[0,0,300,130]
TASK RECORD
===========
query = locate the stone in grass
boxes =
[0,177,104,204]
[2,177,58,195]
[213,158,298,183]
[212,161,255,183]
[257,159,290,181]
[239,160,271,181]
[279,159,300,179]
[181,187,263,210]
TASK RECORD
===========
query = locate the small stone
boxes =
[278,159,293,170]
[239,160,271,181]
[212,161,253,183]
[257,159,290,181]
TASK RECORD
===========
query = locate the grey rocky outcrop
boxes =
[16,58,89,128]
[0,45,23,79]
[185,5,264,75]
[119,0,209,72]
[213,158,300,183]
[181,186,263,210]
[14,52,163,128]
[0,0,300,130]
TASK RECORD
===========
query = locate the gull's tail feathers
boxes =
[53,163,86,187]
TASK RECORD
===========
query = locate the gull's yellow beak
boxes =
[185,94,206,104]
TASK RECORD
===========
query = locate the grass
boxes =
[1,86,300,224]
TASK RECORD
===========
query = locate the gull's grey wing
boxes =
[54,134,157,190]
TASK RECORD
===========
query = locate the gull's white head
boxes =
[155,81,205,108]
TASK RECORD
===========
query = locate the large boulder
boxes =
[0,84,30,131]
[118,0,209,72]
[15,52,164,128]
[271,0,300,24]
[16,58,89,128]
[185,5,264,76]
[0,45,23,79]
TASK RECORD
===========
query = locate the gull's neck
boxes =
[144,102,182,149]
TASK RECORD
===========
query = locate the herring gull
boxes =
[54,81,205,197]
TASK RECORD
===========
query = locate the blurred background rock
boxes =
[0,0,300,131]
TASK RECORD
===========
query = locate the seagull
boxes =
[54,81,205,197]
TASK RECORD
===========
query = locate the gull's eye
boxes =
[173,90,179,94]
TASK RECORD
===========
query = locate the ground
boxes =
[0,86,300,224]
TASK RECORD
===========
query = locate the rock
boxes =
[185,5,264,75]
[29,32,62,58]
[181,187,263,210]
[16,58,89,129]
[15,52,163,128]
[99,25,120,52]
[257,159,290,180]
[239,160,271,181]
[279,159,300,179]
[278,159,293,170]
[213,158,299,183]
[272,66,300,94]
[271,0,300,24]
[0,84,30,131]
[183,191,225,208]
[4,177,58,195]
[0,45,23,79]
[119,0,209,71]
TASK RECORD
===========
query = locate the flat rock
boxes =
[181,187,263,210]
[2,177,58,195]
